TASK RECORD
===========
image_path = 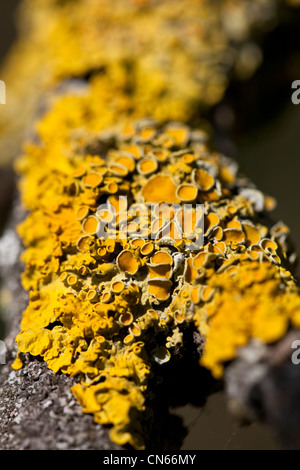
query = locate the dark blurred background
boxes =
[0,0,20,233]
[212,4,300,281]
[1,0,300,451]
[0,1,20,59]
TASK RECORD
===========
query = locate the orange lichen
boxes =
[193,169,215,192]
[117,250,140,275]
[142,175,179,204]
[1,0,299,451]
[176,184,198,203]
[0,0,288,170]
[12,116,300,449]
[197,261,300,378]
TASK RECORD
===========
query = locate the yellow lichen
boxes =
[0,0,289,166]
[14,117,300,448]
[2,0,299,450]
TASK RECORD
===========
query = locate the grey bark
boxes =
[225,331,300,450]
[1,194,300,450]
[0,197,121,450]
